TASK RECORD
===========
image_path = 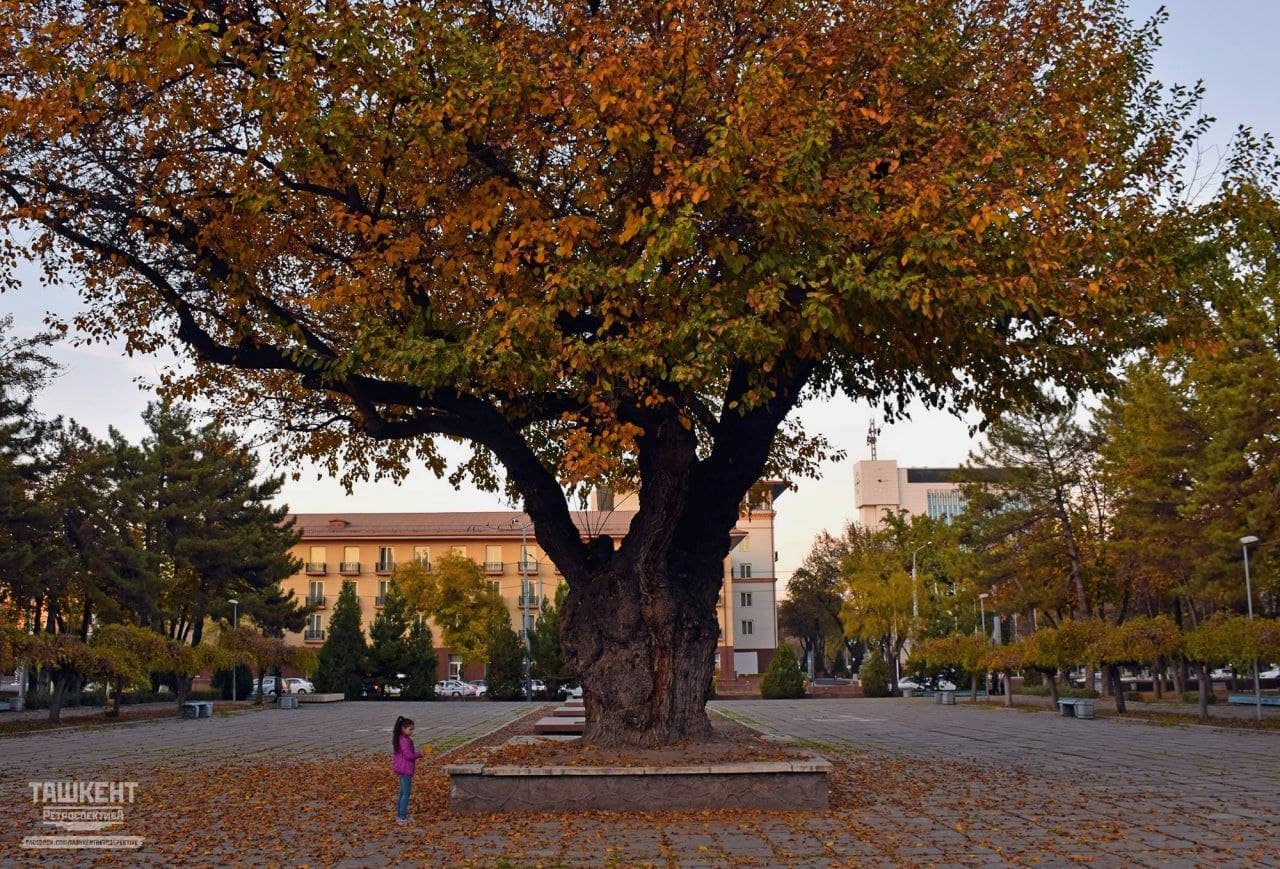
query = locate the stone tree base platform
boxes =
[445,755,831,813]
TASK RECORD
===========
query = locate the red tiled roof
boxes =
[288,511,637,540]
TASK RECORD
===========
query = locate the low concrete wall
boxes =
[296,693,344,703]
[444,756,831,813]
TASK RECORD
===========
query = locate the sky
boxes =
[3,0,1278,590]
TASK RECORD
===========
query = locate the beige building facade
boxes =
[283,489,785,681]
[853,459,971,528]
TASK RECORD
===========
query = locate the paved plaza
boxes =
[1,698,1277,865]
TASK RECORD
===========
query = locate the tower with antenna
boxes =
[866,420,881,461]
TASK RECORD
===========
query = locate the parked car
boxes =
[559,683,583,699]
[252,676,313,696]
[1259,667,1280,680]
[468,679,488,697]
[1210,668,1235,681]
[529,679,547,697]
[435,679,470,698]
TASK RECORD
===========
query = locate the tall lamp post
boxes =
[910,543,931,620]
[511,517,538,701]
[227,598,239,702]
[1239,535,1262,722]
[978,593,989,641]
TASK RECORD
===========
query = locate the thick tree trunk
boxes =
[562,557,720,746]
[1109,665,1126,714]
[970,671,980,703]
[1047,671,1059,705]
[48,669,70,723]
[1003,671,1013,707]
[1196,662,1210,720]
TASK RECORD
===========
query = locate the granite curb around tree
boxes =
[444,753,832,813]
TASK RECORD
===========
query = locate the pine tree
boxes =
[314,582,366,698]
[485,622,526,701]
[529,583,570,694]
[367,582,411,695]
[760,644,805,699]
[401,618,437,701]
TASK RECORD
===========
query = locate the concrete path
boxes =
[0,697,1275,865]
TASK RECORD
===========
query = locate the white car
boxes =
[559,683,583,699]
[529,679,547,697]
[1210,668,1235,681]
[467,680,488,697]
[896,678,957,692]
[254,676,313,696]
[435,679,470,698]
[1260,667,1280,680]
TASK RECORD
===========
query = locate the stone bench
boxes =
[296,693,344,703]
[534,716,585,735]
[445,753,832,813]
[1057,698,1096,719]
[277,695,299,709]
[181,700,213,719]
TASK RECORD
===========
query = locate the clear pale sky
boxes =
[2,1,1277,589]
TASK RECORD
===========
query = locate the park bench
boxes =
[1226,694,1280,707]
[181,700,213,719]
[1057,698,1096,719]
[277,695,299,709]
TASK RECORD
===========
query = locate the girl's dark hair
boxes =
[393,716,414,752]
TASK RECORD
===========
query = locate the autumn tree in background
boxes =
[781,527,860,676]
[397,555,509,665]
[0,0,1257,744]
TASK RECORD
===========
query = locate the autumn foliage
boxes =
[0,0,1244,744]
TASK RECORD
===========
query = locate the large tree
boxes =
[0,0,1250,744]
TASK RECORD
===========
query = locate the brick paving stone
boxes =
[2,696,1278,864]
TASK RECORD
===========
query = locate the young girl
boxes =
[391,716,426,824]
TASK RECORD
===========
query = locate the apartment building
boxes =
[283,487,785,680]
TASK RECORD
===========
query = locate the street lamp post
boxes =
[512,517,537,701]
[911,543,931,620]
[1240,535,1262,722]
[978,593,989,641]
[227,598,239,702]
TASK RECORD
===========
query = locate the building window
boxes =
[484,544,503,573]
[926,489,967,522]
[448,655,461,680]
[341,545,360,573]
[305,613,324,641]
[413,546,431,568]
[307,581,324,606]
[740,620,754,636]
[488,580,501,595]
[739,592,752,608]
[377,546,395,572]
[377,579,389,605]
[738,564,752,578]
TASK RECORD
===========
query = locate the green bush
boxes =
[859,649,891,698]
[760,645,806,699]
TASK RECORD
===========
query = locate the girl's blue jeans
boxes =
[397,774,412,819]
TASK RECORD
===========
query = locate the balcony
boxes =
[518,594,541,608]
[483,561,504,575]
[516,559,539,574]
[339,562,360,575]
[304,629,325,642]
[375,561,395,575]
[307,594,326,608]
[304,562,327,575]
[375,595,386,607]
